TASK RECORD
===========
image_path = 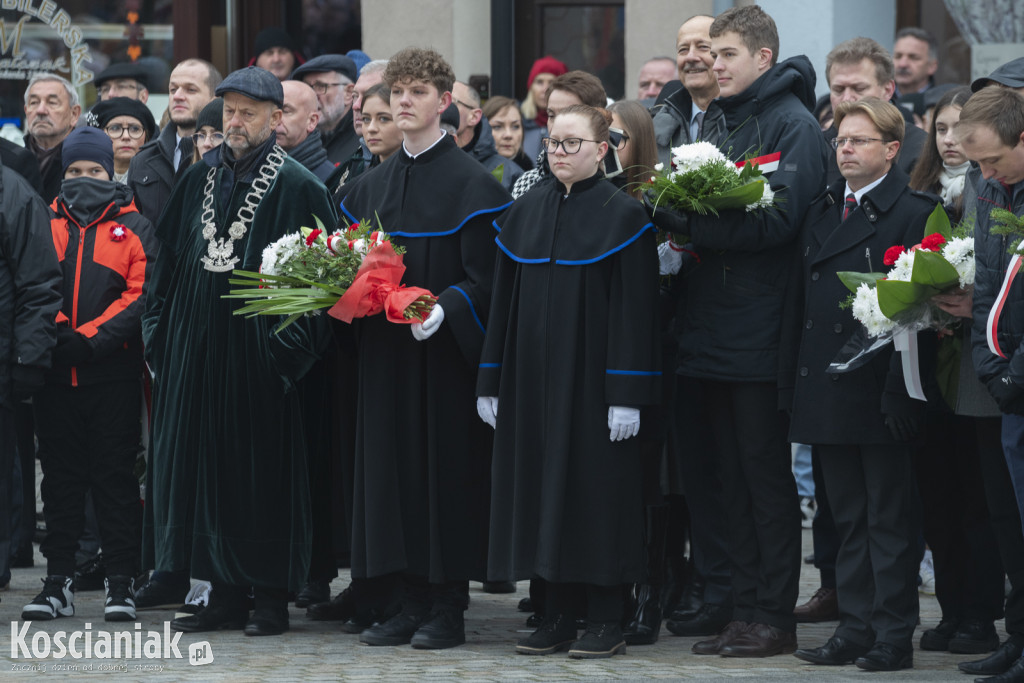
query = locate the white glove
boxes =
[608,406,640,442]
[411,303,445,341]
[477,396,498,428]
[658,240,683,276]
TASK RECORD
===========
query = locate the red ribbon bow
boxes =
[328,243,434,324]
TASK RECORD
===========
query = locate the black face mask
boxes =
[59,176,117,222]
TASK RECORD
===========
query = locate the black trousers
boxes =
[976,417,1024,637]
[670,375,732,605]
[701,379,800,631]
[915,414,1005,622]
[33,380,142,577]
[810,447,839,588]
[819,443,919,650]
[1,405,15,583]
[14,402,34,554]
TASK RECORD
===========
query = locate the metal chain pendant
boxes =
[200,146,287,272]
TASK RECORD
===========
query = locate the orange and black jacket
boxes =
[47,179,157,386]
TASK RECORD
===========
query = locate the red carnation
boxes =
[110,224,127,242]
[305,228,323,246]
[882,245,905,266]
[921,233,946,252]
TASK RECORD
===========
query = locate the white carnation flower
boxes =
[746,183,775,211]
[887,249,916,283]
[941,236,975,288]
[670,141,728,174]
[260,233,302,276]
[851,283,896,337]
[653,162,664,172]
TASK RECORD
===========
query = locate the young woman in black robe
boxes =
[477,105,661,659]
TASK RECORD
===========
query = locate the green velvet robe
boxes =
[141,152,336,590]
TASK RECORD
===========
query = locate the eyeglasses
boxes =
[104,123,146,139]
[830,136,890,149]
[452,97,476,110]
[98,82,142,97]
[309,82,344,95]
[191,132,225,145]
[542,137,602,155]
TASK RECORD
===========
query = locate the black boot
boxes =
[624,505,669,645]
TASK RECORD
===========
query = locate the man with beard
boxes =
[128,59,221,224]
[23,73,81,202]
[290,54,361,164]
[142,66,335,636]
[276,80,334,182]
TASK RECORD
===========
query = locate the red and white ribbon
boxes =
[736,151,780,174]
[988,253,1022,359]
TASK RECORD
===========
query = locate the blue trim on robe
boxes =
[606,369,662,376]
[495,237,551,264]
[554,223,655,266]
[450,285,485,334]
[479,363,501,368]
[340,200,513,238]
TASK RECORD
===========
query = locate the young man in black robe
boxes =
[338,47,512,650]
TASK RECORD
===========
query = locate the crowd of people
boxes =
[3,6,1024,679]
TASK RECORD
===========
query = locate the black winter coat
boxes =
[322,109,360,165]
[971,176,1024,385]
[676,56,830,382]
[127,123,179,225]
[787,167,936,444]
[0,165,61,408]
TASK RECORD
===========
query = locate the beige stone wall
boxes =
[623,0,714,101]
[360,0,489,82]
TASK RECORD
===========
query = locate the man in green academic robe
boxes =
[141,66,335,636]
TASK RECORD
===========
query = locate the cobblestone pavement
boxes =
[0,531,992,681]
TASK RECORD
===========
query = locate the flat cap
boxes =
[216,66,284,107]
[290,54,357,84]
[972,57,1024,92]
[94,62,149,90]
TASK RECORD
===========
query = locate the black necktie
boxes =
[693,111,705,141]
[842,193,857,221]
[174,137,194,181]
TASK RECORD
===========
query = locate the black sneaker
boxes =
[133,577,188,610]
[568,621,627,659]
[359,611,427,646]
[516,613,577,655]
[22,575,74,620]
[104,575,136,622]
[411,610,466,649]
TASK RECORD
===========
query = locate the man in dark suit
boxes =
[789,97,937,672]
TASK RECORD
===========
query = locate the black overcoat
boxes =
[787,166,936,444]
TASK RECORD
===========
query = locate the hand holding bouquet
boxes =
[224,216,436,332]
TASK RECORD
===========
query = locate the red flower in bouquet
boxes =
[110,224,127,242]
[305,228,323,246]
[920,233,946,252]
[883,245,905,266]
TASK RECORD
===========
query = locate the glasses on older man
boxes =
[308,81,345,95]
[541,136,603,155]
[104,123,146,139]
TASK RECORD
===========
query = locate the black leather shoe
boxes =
[482,581,516,594]
[950,619,1000,655]
[134,578,189,610]
[568,621,627,659]
[410,610,465,649]
[294,580,330,608]
[171,604,248,632]
[306,585,356,621]
[667,572,704,621]
[855,642,913,671]
[526,612,544,628]
[244,608,289,636]
[976,654,1024,682]
[624,583,662,645]
[516,614,577,655]
[666,602,732,637]
[961,639,1024,676]
[359,611,427,646]
[920,617,961,651]
[517,597,533,613]
[794,636,870,665]
[339,613,375,634]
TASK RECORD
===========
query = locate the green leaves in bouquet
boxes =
[875,250,959,319]
[702,178,766,212]
[837,270,885,294]
[650,160,748,216]
[923,202,952,241]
